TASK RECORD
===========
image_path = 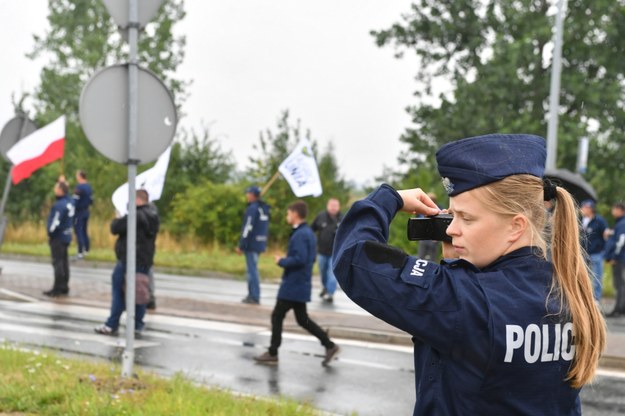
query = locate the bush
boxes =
[169,181,243,247]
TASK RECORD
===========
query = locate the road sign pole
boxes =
[122,0,139,378]
[0,115,30,247]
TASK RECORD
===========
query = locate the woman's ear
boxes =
[508,214,528,243]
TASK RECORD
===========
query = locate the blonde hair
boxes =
[477,175,606,388]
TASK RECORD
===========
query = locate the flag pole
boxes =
[261,170,281,197]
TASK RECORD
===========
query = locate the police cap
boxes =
[436,133,546,196]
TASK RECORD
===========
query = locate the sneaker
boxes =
[322,344,340,366]
[319,287,327,298]
[322,294,334,303]
[254,351,278,365]
[94,324,118,336]
[241,296,260,305]
[71,252,85,261]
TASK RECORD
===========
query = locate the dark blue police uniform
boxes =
[333,134,582,415]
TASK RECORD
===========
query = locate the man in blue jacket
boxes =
[254,200,339,366]
[580,199,607,300]
[44,181,75,297]
[605,202,625,317]
[236,185,270,304]
[72,169,93,259]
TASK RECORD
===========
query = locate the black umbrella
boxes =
[543,168,597,203]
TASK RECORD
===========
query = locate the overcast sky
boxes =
[0,1,420,186]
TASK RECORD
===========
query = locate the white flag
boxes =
[112,146,172,215]
[278,139,323,197]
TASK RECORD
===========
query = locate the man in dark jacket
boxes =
[43,181,75,297]
[95,189,160,335]
[72,169,93,259]
[311,198,343,303]
[580,199,607,300]
[254,200,339,366]
[605,202,625,317]
[236,185,270,304]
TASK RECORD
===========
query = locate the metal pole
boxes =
[122,0,139,378]
[0,115,29,247]
[546,0,567,171]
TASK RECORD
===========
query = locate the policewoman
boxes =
[333,134,606,415]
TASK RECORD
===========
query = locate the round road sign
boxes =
[0,115,37,162]
[79,64,177,165]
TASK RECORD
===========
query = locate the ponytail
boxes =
[550,187,606,388]
[480,175,606,388]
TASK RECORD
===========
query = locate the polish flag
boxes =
[7,116,65,185]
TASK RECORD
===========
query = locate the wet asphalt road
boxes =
[1,299,624,415]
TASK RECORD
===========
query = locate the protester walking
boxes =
[43,181,74,297]
[236,185,270,304]
[311,198,343,303]
[604,202,625,317]
[334,133,605,415]
[580,199,607,301]
[72,169,93,260]
[254,200,340,366]
[95,189,160,335]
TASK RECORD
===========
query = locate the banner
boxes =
[278,139,322,197]
[7,116,65,184]
[112,146,171,215]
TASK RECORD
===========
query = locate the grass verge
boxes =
[0,344,318,416]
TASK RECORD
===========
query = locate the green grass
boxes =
[0,344,319,416]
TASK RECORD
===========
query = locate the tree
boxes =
[3,0,188,222]
[246,110,351,246]
[156,125,236,222]
[372,0,625,203]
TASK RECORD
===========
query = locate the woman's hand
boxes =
[397,188,441,216]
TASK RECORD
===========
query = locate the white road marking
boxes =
[0,322,159,349]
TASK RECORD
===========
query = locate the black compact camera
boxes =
[407,214,453,243]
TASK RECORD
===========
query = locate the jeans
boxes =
[105,262,148,331]
[318,254,337,295]
[73,210,90,254]
[244,251,261,302]
[50,239,70,292]
[269,299,334,356]
[588,252,604,301]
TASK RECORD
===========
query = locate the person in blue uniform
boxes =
[72,169,93,259]
[333,134,606,415]
[236,185,270,304]
[579,199,607,301]
[254,200,340,366]
[44,181,75,297]
[604,202,625,317]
